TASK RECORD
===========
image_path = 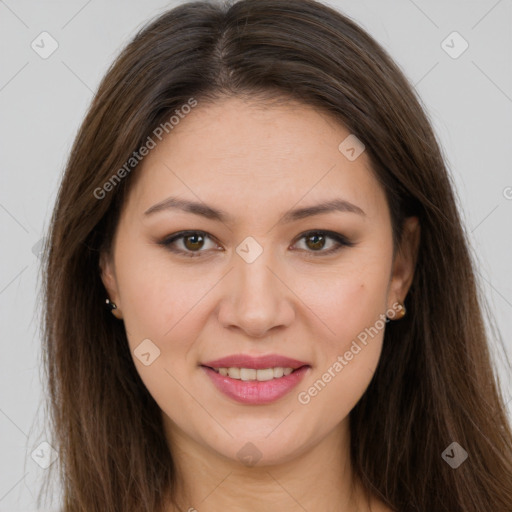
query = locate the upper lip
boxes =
[201,354,310,370]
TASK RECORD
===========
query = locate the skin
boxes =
[100,96,420,512]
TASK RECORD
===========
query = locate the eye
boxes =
[158,230,220,258]
[292,230,354,255]
[158,229,354,258]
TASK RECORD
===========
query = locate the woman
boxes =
[40,0,512,510]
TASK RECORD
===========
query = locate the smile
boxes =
[201,364,310,404]
[211,366,296,381]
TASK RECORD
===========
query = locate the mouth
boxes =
[200,361,311,405]
[201,365,309,381]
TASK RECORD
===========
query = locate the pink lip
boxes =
[201,353,310,370]
[201,365,310,405]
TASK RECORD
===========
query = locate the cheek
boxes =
[114,238,208,343]
[114,248,207,420]
[292,263,389,422]
[296,259,390,348]
[295,316,386,439]
[297,334,383,437]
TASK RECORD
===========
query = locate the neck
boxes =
[163,416,372,512]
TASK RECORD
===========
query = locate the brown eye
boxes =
[305,232,327,251]
[293,230,354,256]
[182,233,205,251]
[159,231,219,258]
[160,229,354,259]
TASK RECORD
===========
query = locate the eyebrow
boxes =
[143,195,366,223]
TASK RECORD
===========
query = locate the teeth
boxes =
[274,367,284,378]
[214,366,298,381]
[254,368,274,381]
[228,367,240,379]
[240,368,257,381]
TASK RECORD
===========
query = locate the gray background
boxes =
[1,0,511,510]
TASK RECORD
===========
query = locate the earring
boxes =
[395,301,406,320]
[105,298,117,311]
[388,300,407,321]
[105,298,122,319]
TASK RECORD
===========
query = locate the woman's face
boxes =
[101,96,418,467]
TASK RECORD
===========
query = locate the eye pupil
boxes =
[184,233,204,251]
[306,233,325,250]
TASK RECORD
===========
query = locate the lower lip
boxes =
[201,365,310,405]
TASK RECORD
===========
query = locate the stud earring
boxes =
[105,298,117,311]
[387,301,407,321]
[394,301,406,320]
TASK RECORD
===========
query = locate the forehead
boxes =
[123,96,387,222]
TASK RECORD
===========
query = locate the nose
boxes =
[216,243,295,338]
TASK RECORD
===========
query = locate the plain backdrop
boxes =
[0,0,511,510]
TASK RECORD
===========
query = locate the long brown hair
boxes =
[38,0,512,510]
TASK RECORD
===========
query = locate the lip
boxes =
[201,365,310,405]
[201,353,310,370]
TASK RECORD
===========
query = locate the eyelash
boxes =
[158,230,354,258]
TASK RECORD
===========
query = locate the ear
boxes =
[99,250,123,319]
[388,216,420,308]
